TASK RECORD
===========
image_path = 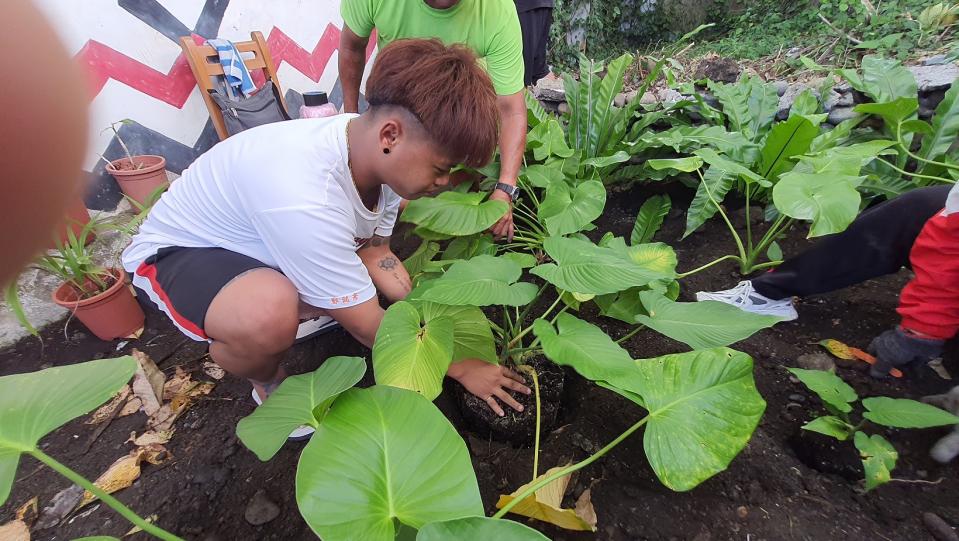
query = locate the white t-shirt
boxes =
[122,115,402,310]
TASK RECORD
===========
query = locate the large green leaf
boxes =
[619,241,678,276]
[694,148,765,184]
[372,302,455,400]
[528,118,574,161]
[862,397,959,428]
[631,194,671,245]
[532,236,673,295]
[683,166,734,238]
[787,368,858,413]
[525,89,549,128]
[236,356,366,461]
[709,79,751,136]
[595,287,647,324]
[859,55,917,103]
[628,348,766,491]
[773,156,865,238]
[420,255,538,307]
[919,81,959,169]
[635,292,781,350]
[648,157,703,172]
[533,313,634,384]
[404,240,441,278]
[402,192,508,236]
[854,97,918,129]
[854,432,898,491]
[632,125,760,161]
[745,77,780,139]
[589,53,633,157]
[418,517,550,541]
[296,386,483,540]
[581,151,630,170]
[539,179,606,236]
[0,357,137,505]
[758,115,819,179]
[418,302,497,364]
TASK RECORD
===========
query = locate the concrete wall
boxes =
[35,0,372,210]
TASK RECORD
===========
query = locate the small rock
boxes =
[736,505,749,520]
[244,490,281,526]
[823,90,853,112]
[923,512,959,541]
[827,107,858,125]
[772,80,789,97]
[923,55,948,66]
[797,352,836,372]
[613,92,627,107]
[639,91,658,105]
[557,102,570,115]
[908,65,959,92]
[656,88,683,104]
[533,76,565,101]
[785,47,802,59]
[789,375,800,384]
[788,393,806,403]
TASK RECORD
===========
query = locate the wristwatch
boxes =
[493,182,520,202]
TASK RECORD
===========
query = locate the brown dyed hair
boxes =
[365,38,499,168]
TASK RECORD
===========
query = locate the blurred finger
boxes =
[484,395,505,416]
[495,388,524,412]
[502,366,526,384]
[503,377,531,395]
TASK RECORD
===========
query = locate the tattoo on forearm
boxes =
[379,256,398,271]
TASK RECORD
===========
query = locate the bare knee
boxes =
[206,269,299,353]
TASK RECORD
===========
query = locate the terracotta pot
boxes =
[53,196,94,247]
[52,268,145,340]
[106,155,168,205]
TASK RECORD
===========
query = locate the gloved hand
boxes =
[868,326,944,378]
[922,386,959,463]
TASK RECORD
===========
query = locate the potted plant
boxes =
[5,214,145,341]
[102,120,169,205]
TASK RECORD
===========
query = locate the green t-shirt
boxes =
[341,0,525,96]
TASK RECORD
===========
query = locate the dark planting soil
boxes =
[3,182,959,541]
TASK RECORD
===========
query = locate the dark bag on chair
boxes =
[209,80,290,136]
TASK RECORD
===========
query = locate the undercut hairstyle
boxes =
[365,38,499,168]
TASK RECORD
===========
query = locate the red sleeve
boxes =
[897,209,959,340]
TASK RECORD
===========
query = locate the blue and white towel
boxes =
[206,38,256,101]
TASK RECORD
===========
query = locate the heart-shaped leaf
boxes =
[372,302,455,399]
[417,517,550,541]
[404,240,441,277]
[635,292,782,350]
[402,192,508,236]
[532,236,672,295]
[862,397,959,428]
[854,432,898,491]
[787,368,858,413]
[854,97,919,128]
[236,356,366,461]
[773,161,865,238]
[296,386,483,540]
[528,118,574,161]
[860,55,917,103]
[627,348,766,491]
[420,255,538,307]
[0,357,137,505]
[539,179,606,236]
[534,313,634,384]
[418,302,497,364]
[802,416,854,440]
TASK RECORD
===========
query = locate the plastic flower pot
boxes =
[106,155,168,205]
[52,268,145,340]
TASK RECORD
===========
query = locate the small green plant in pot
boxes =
[101,120,169,206]
[4,216,144,341]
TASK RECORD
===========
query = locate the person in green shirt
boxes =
[339,0,527,241]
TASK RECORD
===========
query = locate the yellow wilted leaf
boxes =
[818,339,903,378]
[16,496,38,524]
[86,385,131,424]
[77,445,169,509]
[495,465,597,532]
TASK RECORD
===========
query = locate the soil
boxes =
[3,182,959,541]
[456,356,565,444]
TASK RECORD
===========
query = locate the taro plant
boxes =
[0,357,184,540]
[789,367,959,490]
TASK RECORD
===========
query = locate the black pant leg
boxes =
[752,185,952,299]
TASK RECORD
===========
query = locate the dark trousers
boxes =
[753,186,952,300]
[518,7,553,86]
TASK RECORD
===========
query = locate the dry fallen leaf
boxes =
[495,465,597,531]
[818,339,903,378]
[16,496,39,525]
[0,520,29,541]
[119,397,143,417]
[77,445,169,509]
[203,361,225,380]
[124,514,159,537]
[86,385,131,424]
[162,366,193,400]
[131,349,164,416]
[149,382,213,431]
[127,430,174,446]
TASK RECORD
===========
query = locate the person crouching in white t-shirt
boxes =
[122,39,530,439]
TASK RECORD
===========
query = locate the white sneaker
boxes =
[251,389,315,440]
[695,280,798,321]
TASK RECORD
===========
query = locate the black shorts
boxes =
[131,247,269,341]
[518,7,553,86]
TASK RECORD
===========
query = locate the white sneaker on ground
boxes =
[695,280,798,321]
[251,389,315,440]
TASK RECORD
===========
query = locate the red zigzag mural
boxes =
[76,24,377,107]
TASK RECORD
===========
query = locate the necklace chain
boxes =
[345,118,378,213]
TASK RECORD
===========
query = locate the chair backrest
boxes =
[179,31,289,141]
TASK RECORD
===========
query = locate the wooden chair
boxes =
[179,31,289,141]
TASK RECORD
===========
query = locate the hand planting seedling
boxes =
[788,367,959,490]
